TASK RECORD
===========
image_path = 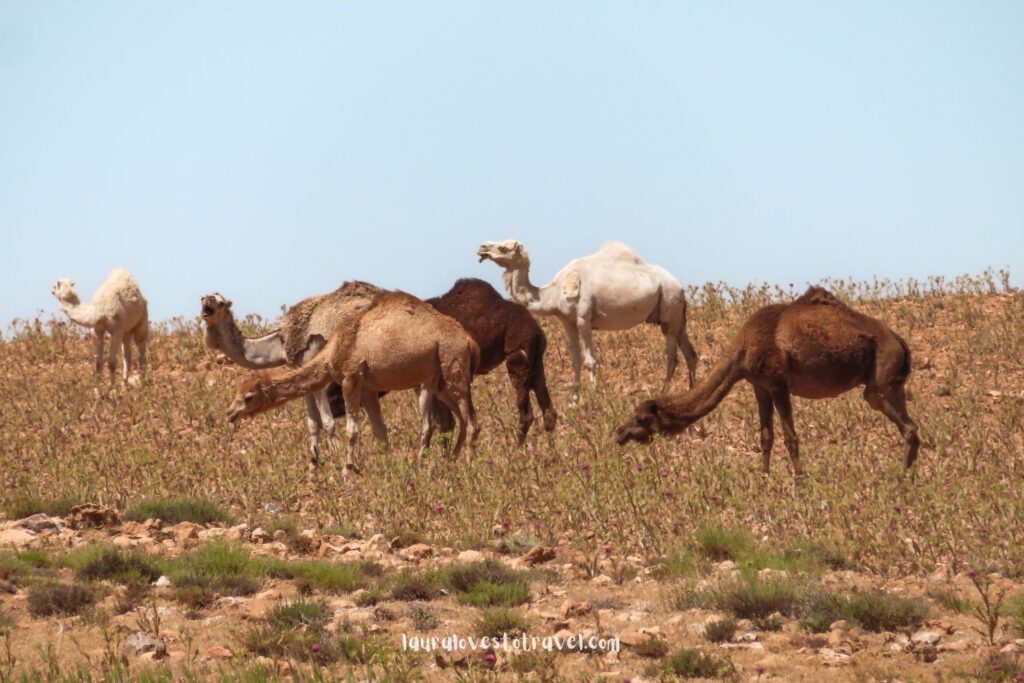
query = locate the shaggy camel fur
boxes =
[226,291,480,470]
[477,240,698,400]
[201,281,380,462]
[428,278,556,443]
[52,267,149,383]
[615,287,920,477]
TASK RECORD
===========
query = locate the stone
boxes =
[366,534,390,553]
[272,529,287,542]
[828,620,849,632]
[521,546,556,566]
[206,646,233,659]
[169,522,202,542]
[938,639,972,652]
[563,601,592,619]
[0,528,36,548]
[911,630,942,646]
[14,514,60,533]
[66,504,119,529]
[457,549,484,562]
[123,632,167,659]
[250,527,269,544]
[225,523,250,541]
[589,574,614,587]
[153,575,172,587]
[401,543,433,560]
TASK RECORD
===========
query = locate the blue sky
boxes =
[1,1,1021,325]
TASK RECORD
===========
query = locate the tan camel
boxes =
[226,291,480,471]
[615,287,920,477]
[201,281,382,462]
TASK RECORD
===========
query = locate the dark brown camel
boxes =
[615,287,920,477]
[427,278,556,443]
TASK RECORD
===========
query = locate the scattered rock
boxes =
[911,630,942,646]
[938,638,973,652]
[457,550,484,563]
[521,546,556,566]
[206,646,233,659]
[14,514,61,534]
[563,601,592,619]
[401,543,433,560]
[153,575,172,588]
[589,574,614,587]
[169,522,202,543]
[66,504,119,529]
[123,632,167,659]
[250,527,269,544]
[0,528,36,548]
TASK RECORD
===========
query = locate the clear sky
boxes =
[1,1,1021,325]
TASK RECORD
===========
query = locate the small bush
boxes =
[69,546,161,584]
[354,587,386,607]
[27,582,95,617]
[653,549,706,580]
[408,604,440,631]
[458,581,531,607]
[290,561,364,593]
[704,616,738,643]
[475,607,527,638]
[500,533,543,555]
[633,637,669,659]
[704,579,800,628]
[928,586,971,614]
[269,600,330,629]
[1003,594,1024,635]
[124,498,233,525]
[695,526,753,562]
[390,572,441,601]
[14,549,52,569]
[800,588,927,633]
[661,648,734,679]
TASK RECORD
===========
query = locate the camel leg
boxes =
[530,354,557,433]
[769,387,803,478]
[863,385,921,470]
[134,326,148,376]
[362,390,389,448]
[560,319,583,402]
[341,376,363,472]
[106,329,123,383]
[577,316,599,387]
[434,389,467,457]
[121,336,132,380]
[662,330,679,390]
[678,328,698,389]
[505,351,534,444]
[416,388,435,461]
[753,386,775,474]
[93,331,105,375]
[313,390,338,444]
[304,394,324,465]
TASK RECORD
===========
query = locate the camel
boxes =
[225,291,479,471]
[52,267,149,383]
[615,287,920,478]
[201,281,381,463]
[427,278,556,443]
[476,240,698,400]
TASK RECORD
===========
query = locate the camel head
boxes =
[615,399,682,445]
[225,373,276,424]
[477,240,530,269]
[200,293,233,324]
[51,278,78,304]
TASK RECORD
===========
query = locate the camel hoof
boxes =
[344,462,362,475]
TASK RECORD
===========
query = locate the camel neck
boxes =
[60,300,102,328]
[503,266,544,309]
[206,317,287,369]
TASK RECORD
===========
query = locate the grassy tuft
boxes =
[2,495,77,520]
[704,616,738,643]
[66,546,161,584]
[474,607,527,638]
[389,572,442,602]
[27,582,95,617]
[124,498,233,525]
[268,599,331,629]
[658,648,735,679]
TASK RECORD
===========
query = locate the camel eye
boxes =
[244,393,254,403]
[499,246,508,252]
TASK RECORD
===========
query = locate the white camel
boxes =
[52,267,149,383]
[477,240,698,399]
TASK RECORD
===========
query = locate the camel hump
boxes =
[335,280,383,298]
[598,241,645,264]
[561,270,582,302]
[797,286,841,306]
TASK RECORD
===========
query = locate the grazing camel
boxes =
[226,291,480,471]
[427,278,556,443]
[477,240,698,400]
[615,287,920,477]
[52,267,149,383]
[201,281,381,462]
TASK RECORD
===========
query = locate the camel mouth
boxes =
[226,409,242,424]
[201,304,215,317]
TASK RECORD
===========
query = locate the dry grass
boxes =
[1,271,1022,580]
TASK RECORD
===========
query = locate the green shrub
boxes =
[268,600,330,629]
[68,546,161,584]
[124,498,233,525]
[475,608,527,638]
[27,582,95,617]
[704,616,738,643]
[3,496,76,520]
[390,572,441,601]
[661,648,734,679]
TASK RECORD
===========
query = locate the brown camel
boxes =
[226,291,480,470]
[615,287,920,477]
[427,278,556,443]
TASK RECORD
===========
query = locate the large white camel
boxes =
[52,267,149,383]
[477,240,698,399]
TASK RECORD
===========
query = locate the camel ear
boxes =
[225,298,233,308]
[512,243,523,255]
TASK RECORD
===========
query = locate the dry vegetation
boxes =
[0,270,1022,680]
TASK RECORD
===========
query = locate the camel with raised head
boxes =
[477,240,697,400]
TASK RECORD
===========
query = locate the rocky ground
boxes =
[2,506,1023,681]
